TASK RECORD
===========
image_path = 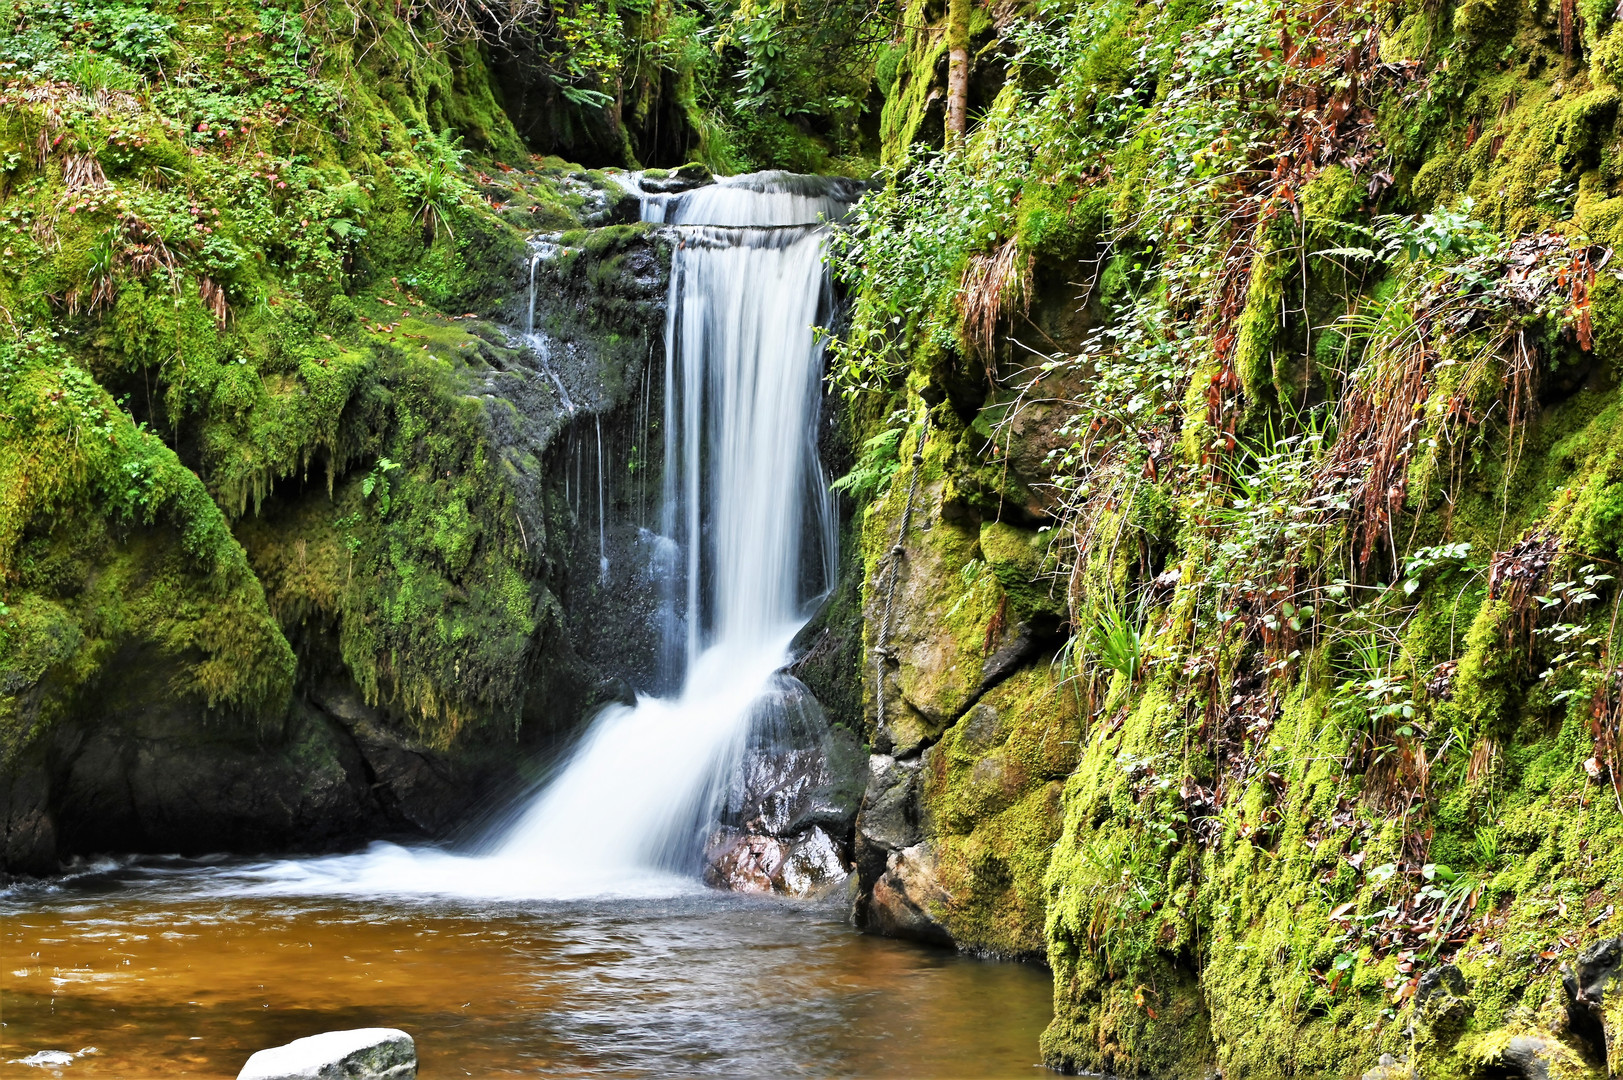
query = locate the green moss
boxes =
[1232,251,1285,410]
[840,0,1623,1069]
[922,667,1081,954]
[1,337,294,753]
[0,0,642,762]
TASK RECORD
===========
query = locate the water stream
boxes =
[524,249,576,413]
[1,862,1051,1078]
[214,172,850,900]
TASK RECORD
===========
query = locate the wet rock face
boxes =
[704,826,847,895]
[1563,935,1622,1063]
[517,219,675,695]
[637,163,715,194]
[701,674,864,897]
[851,662,1075,955]
[0,667,527,875]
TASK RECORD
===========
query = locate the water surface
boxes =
[1,860,1051,1078]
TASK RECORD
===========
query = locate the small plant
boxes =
[1401,542,1474,597]
[1330,632,1419,759]
[1534,564,1613,612]
[362,458,403,516]
[1472,826,1500,870]
[417,159,457,240]
[1415,863,1481,960]
[97,5,177,70]
[75,226,121,313]
[65,50,136,92]
[405,130,469,242]
[1374,199,1498,264]
[1086,602,1142,683]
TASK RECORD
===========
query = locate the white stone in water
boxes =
[236,1028,415,1080]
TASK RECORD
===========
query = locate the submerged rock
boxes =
[237,1028,415,1080]
[704,824,846,894]
[1360,1052,1414,1080]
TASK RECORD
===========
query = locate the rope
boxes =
[875,411,929,737]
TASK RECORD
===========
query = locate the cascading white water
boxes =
[485,173,847,886]
[228,173,854,901]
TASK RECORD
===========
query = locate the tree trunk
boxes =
[945,0,970,147]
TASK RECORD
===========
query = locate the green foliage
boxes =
[1084,602,1142,683]
[830,424,903,498]
[2,0,174,79]
[0,0,610,755]
[0,333,295,746]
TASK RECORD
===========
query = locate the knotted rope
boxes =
[874,411,929,736]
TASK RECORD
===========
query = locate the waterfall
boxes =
[525,246,576,413]
[223,174,855,901]
[595,414,608,586]
[484,174,849,887]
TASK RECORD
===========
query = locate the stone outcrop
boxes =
[0,167,672,875]
[849,414,1077,956]
[1563,935,1623,1067]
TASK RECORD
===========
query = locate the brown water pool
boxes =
[1,857,1052,1078]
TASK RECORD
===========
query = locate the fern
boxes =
[830,427,904,499]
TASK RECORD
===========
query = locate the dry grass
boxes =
[199,277,228,325]
[959,236,1031,381]
[1467,736,1497,784]
[62,153,107,192]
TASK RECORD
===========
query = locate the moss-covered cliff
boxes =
[835,0,1623,1073]
[0,0,873,870]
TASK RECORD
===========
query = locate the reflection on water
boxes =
[0,859,1051,1078]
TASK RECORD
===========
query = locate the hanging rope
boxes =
[874,410,930,737]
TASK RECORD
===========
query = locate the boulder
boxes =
[237,1029,415,1080]
[1463,1031,1589,1080]
[701,673,863,896]
[1497,1035,1556,1080]
[867,842,952,945]
[1413,964,1472,1052]
[856,754,922,853]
